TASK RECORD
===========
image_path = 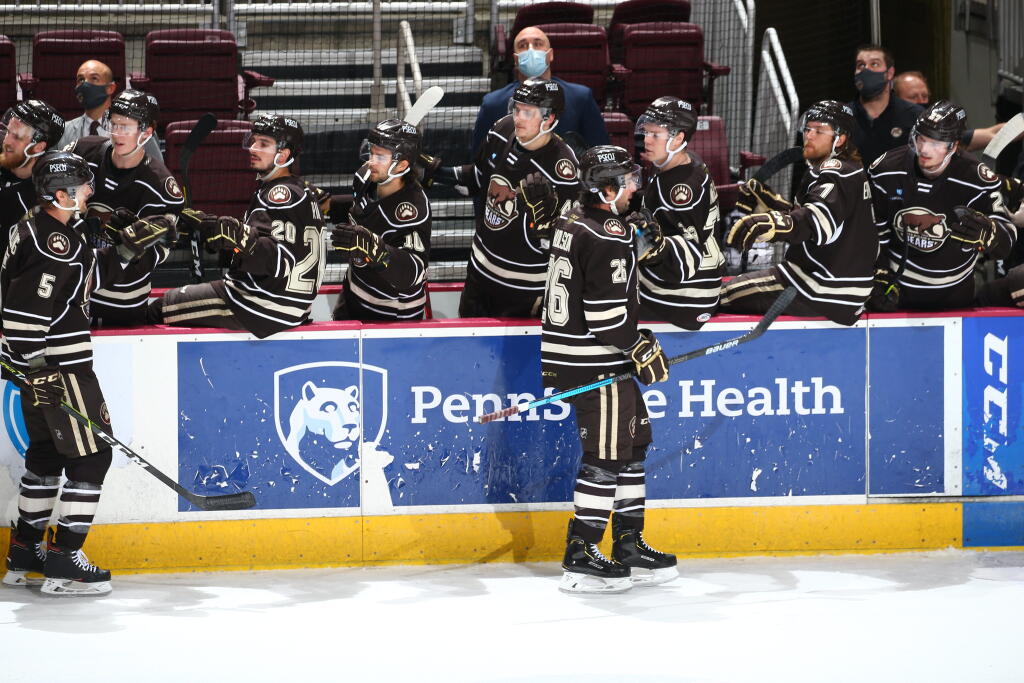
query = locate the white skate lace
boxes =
[586,543,612,563]
[71,550,100,573]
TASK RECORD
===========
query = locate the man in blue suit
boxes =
[473,26,609,154]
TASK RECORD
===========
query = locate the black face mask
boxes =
[75,82,109,109]
[855,69,889,99]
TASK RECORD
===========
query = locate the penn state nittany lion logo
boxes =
[274,362,391,489]
[484,175,519,230]
[894,207,948,252]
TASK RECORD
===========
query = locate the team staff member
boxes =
[634,96,724,327]
[722,101,877,325]
[425,79,581,318]
[148,114,327,338]
[868,100,1016,311]
[0,100,64,241]
[67,89,183,326]
[2,151,174,595]
[543,145,677,594]
[849,44,923,166]
[332,119,431,321]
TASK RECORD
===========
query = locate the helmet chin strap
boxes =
[117,131,153,158]
[378,159,410,186]
[605,185,626,215]
[51,188,83,217]
[259,149,294,181]
[653,136,687,169]
[517,117,559,147]
[17,142,44,169]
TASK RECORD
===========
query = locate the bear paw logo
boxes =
[396,201,419,221]
[47,232,70,256]
[555,159,577,180]
[670,183,693,207]
[268,185,292,205]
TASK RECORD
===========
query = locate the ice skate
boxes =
[41,534,111,596]
[3,527,46,587]
[559,521,631,594]
[612,516,678,586]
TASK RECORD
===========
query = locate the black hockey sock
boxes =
[572,461,618,543]
[146,297,165,324]
[16,471,59,543]
[54,480,102,550]
[612,460,646,531]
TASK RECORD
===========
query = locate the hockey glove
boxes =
[201,216,259,257]
[116,214,179,260]
[179,208,218,233]
[416,153,444,189]
[726,210,795,252]
[25,366,66,408]
[306,182,331,216]
[950,206,998,252]
[867,268,900,313]
[331,223,389,268]
[625,208,666,265]
[519,171,558,239]
[628,329,669,386]
[735,178,793,215]
[997,175,1023,216]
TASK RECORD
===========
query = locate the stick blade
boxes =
[981,112,1024,170]
[189,490,257,511]
[404,86,444,126]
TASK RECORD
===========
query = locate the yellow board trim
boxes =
[0,503,965,574]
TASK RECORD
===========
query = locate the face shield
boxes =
[243,131,292,180]
[359,139,409,185]
[508,100,558,146]
[634,115,686,168]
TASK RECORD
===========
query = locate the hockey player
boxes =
[331,119,431,321]
[423,78,580,317]
[2,151,175,595]
[868,100,1016,311]
[542,145,677,594]
[0,100,64,242]
[634,96,724,327]
[66,89,184,326]
[721,100,877,325]
[148,114,326,338]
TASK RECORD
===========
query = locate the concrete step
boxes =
[243,47,484,80]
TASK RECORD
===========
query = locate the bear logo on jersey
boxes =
[890,127,903,138]
[555,159,577,180]
[268,185,292,205]
[99,403,110,425]
[165,177,183,199]
[484,175,519,230]
[670,183,693,206]
[820,159,843,171]
[396,202,419,222]
[978,164,998,183]
[894,207,948,252]
[47,232,70,256]
[604,218,626,236]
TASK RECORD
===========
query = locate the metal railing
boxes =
[395,19,423,121]
[752,27,799,194]
[996,0,1024,93]
[693,0,755,160]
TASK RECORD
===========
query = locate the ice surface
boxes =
[3,550,1024,682]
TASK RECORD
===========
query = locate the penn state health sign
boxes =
[174,323,939,513]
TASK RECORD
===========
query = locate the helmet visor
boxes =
[242,131,278,152]
[359,139,395,165]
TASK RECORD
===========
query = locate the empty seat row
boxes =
[0,30,273,131]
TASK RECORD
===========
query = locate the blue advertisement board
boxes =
[177,324,874,512]
[962,316,1024,495]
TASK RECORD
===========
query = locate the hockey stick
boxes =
[179,113,218,284]
[740,146,803,272]
[0,361,256,511]
[981,113,1024,169]
[404,86,444,127]
[475,287,798,424]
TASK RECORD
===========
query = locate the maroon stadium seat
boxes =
[131,29,274,132]
[165,119,257,219]
[618,22,730,119]
[602,111,634,151]
[18,30,125,119]
[0,36,16,111]
[492,1,594,79]
[608,0,691,63]
[543,23,609,104]
[689,115,764,213]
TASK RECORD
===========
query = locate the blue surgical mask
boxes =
[517,48,549,79]
[75,81,110,110]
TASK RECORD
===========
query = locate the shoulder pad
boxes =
[69,135,106,161]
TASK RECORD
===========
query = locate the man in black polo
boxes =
[848,44,923,166]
